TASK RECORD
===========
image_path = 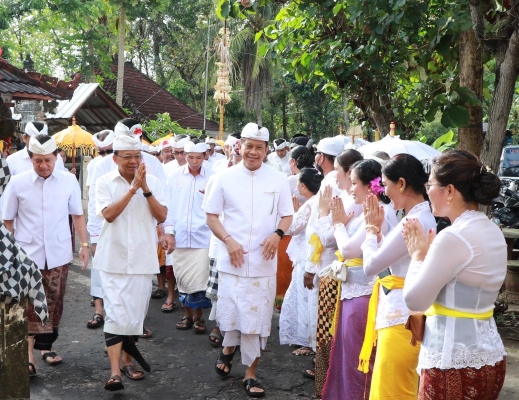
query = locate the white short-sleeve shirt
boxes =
[2,169,83,269]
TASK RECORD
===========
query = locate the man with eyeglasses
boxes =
[87,119,166,339]
[93,135,171,391]
[163,136,189,177]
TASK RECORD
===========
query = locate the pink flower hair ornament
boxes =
[370,177,385,196]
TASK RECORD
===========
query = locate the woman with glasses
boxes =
[359,153,436,400]
[402,150,507,400]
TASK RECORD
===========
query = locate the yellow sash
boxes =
[425,303,493,320]
[358,275,405,373]
[329,253,363,336]
[309,233,323,264]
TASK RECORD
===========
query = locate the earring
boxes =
[447,198,451,205]
[400,187,404,193]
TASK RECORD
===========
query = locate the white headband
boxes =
[274,140,289,150]
[185,141,208,153]
[159,139,173,152]
[93,130,115,148]
[205,137,216,144]
[224,136,237,146]
[25,122,48,137]
[113,135,142,151]
[173,137,190,149]
[28,136,56,155]
[114,121,143,137]
[241,123,269,141]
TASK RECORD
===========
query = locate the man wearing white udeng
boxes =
[204,123,293,398]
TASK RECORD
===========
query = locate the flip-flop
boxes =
[161,301,175,313]
[242,378,265,398]
[151,289,166,299]
[42,351,62,366]
[291,347,315,356]
[86,313,104,329]
[302,367,315,380]
[208,329,223,347]
[29,362,38,377]
[139,327,153,339]
[120,364,145,381]
[104,375,124,391]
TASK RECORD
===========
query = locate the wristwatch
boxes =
[274,228,285,238]
[143,191,153,198]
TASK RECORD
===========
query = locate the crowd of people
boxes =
[0,118,509,399]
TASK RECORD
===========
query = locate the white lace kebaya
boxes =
[404,210,507,371]
[361,201,437,329]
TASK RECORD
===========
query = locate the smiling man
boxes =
[204,122,293,397]
[2,134,89,376]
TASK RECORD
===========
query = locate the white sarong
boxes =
[90,268,103,298]
[100,271,153,336]
[172,248,209,294]
[217,272,276,366]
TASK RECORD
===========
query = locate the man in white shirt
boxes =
[6,121,67,175]
[206,136,225,161]
[204,123,293,397]
[212,134,237,173]
[2,134,89,373]
[86,130,115,189]
[162,136,189,177]
[93,135,170,391]
[163,141,214,333]
[267,138,291,176]
[159,138,174,168]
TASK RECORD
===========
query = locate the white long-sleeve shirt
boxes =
[404,210,507,371]
[361,201,436,329]
[163,164,214,248]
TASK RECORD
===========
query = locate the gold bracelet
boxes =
[365,224,380,233]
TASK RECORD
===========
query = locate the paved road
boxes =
[28,262,519,400]
[30,263,315,400]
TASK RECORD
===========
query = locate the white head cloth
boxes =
[28,136,56,155]
[92,130,115,148]
[173,137,190,149]
[205,137,216,144]
[273,139,289,150]
[317,137,344,157]
[149,146,158,153]
[205,143,211,151]
[113,135,142,151]
[215,145,223,151]
[114,121,143,137]
[141,144,150,152]
[184,141,207,153]
[25,122,48,137]
[159,139,173,152]
[224,136,237,147]
[241,123,269,142]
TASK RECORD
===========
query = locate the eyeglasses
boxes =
[115,154,142,161]
[174,151,185,156]
[424,182,442,191]
[98,149,113,156]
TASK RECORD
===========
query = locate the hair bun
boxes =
[471,170,501,206]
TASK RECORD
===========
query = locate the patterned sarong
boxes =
[27,266,68,334]
[419,357,506,400]
[315,276,340,397]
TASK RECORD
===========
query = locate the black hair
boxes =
[119,118,140,128]
[383,153,428,198]
[274,138,287,147]
[336,149,363,172]
[27,134,58,158]
[290,146,314,170]
[174,134,188,142]
[299,168,324,194]
[433,150,500,206]
[96,130,111,142]
[352,159,391,204]
[31,122,45,132]
[230,132,241,139]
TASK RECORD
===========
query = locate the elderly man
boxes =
[93,135,170,391]
[204,123,293,397]
[6,121,67,175]
[2,134,89,375]
[159,139,175,168]
[163,141,214,332]
[267,138,291,176]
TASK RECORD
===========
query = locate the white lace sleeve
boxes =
[317,215,336,248]
[286,201,311,236]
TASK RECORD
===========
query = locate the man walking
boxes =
[2,134,89,374]
[93,135,170,391]
[204,123,293,397]
[164,141,214,333]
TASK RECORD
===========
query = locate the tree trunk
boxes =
[256,102,263,127]
[458,28,483,156]
[282,95,288,140]
[480,30,519,172]
[116,7,126,107]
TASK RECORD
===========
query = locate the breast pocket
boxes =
[258,191,278,216]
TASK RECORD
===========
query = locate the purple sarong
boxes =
[322,295,374,400]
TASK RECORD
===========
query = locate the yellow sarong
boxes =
[358,275,405,373]
[308,233,323,264]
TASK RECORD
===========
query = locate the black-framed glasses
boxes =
[174,151,185,156]
[424,182,442,191]
[99,149,113,156]
[115,154,142,161]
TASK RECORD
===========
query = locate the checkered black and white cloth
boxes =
[205,257,218,300]
[0,221,48,323]
[0,154,10,196]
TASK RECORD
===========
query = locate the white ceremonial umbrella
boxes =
[344,137,371,149]
[359,135,440,162]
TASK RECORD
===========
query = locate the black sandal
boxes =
[41,351,62,366]
[104,375,124,391]
[151,289,166,299]
[176,316,194,330]
[29,362,38,377]
[193,317,206,334]
[86,313,104,329]
[302,367,315,380]
[215,346,239,377]
[242,378,265,398]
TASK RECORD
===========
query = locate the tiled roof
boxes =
[101,62,219,131]
[0,59,79,100]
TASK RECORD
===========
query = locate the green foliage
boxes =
[143,113,202,141]
[431,130,457,151]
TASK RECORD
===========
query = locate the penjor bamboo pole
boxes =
[219,105,225,140]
